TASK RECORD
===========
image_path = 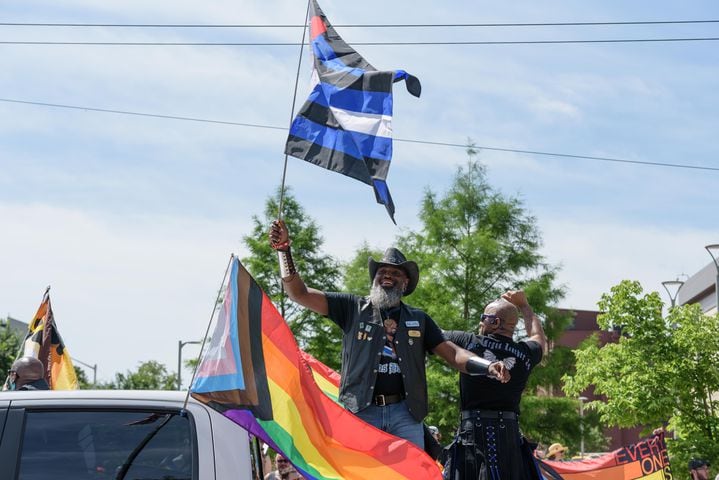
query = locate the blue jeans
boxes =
[355,400,425,449]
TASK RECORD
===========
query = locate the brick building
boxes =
[556,308,643,451]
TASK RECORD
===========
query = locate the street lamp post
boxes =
[705,244,719,314]
[72,357,97,386]
[661,279,685,309]
[177,340,201,390]
[578,396,588,458]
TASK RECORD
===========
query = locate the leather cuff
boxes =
[278,248,297,279]
[466,356,491,376]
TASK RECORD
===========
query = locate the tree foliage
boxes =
[0,319,22,381]
[74,366,93,389]
[563,280,719,478]
[394,151,566,441]
[520,396,607,456]
[341,242,382,296]
[100,360,177,390]
[242,186,342,368]
[398,154,564,332]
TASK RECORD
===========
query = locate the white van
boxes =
[0,390,256,480]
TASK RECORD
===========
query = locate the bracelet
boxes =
[466,356,492,376]
[278,247,297,279]
[272,240,291,252]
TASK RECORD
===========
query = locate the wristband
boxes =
[272,240,291,252]
[466,356,492,376]
[278,247,297,279]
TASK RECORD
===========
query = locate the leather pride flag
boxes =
[539,433,672,480]
[22,287,78,390]
[191,257,441,480]
[285,0,421,224]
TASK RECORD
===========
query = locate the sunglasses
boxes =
[276,459,289,464]
[480,314,501,326]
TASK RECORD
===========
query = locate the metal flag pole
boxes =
[182,254,233,410]
[277,0,311,220]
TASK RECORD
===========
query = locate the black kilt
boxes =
[443,411,540,480]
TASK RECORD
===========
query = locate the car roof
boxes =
[0,389,201,405]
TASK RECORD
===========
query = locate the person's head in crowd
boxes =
[478,298,520,337]
[689,458,710,480]
[546,443,568,461]
[534,443,547,459]
[368,248,419,309]
[275,454,292,475]
[8,356,45,390]
[428,425,441,443]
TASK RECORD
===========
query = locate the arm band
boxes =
[278,247,297,279]
[466,356,492,376]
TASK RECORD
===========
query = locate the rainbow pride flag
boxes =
[191,257,441,480]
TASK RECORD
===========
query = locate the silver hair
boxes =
[368,283,403,309]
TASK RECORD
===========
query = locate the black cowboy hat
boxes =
[368,247,419,296]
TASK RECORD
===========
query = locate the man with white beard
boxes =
[269,220,508,448]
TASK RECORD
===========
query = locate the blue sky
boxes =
[1,0,718,385]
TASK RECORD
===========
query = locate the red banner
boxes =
[541,433,672,479]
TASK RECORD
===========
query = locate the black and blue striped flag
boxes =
[285,0,421,224]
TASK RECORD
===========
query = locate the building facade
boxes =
[556,308,643,451]
[676,261,718,315]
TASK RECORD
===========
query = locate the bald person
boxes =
[443,291,547,479]
[8,356,49,391]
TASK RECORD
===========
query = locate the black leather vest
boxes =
[338,299,430,422]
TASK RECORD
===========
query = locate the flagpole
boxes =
[182,254,233,410]
[277,0,311,220]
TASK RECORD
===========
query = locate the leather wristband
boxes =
[466,356,492,376]
[278,247,297,279]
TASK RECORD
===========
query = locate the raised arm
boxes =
[269,220,329,316]
[432,341,510,383]
[502,290,548,355]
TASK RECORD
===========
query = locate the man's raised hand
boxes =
[269,220,291,251]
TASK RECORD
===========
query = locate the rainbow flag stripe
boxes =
[191,257,440,480]
[302,351,340,403]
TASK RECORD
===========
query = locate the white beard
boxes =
[369,283,403,309]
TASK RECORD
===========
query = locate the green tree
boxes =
[564,280,719,479]
[341,242,382,295]
[523,288,575,397]
[242,186,342,368]
[393,150,567,441]
[0,319,22,381]
[102,360,177,390]
[519,396,607,455]
[74,366,93,389]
